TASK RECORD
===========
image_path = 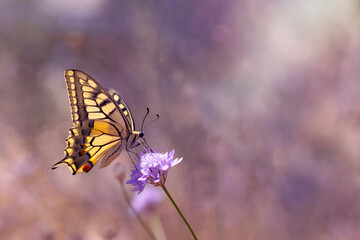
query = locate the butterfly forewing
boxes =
[52,69,144,175]
[64,70,131,132]
[107,88,136,132]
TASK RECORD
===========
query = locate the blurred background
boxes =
[1,0,360,239]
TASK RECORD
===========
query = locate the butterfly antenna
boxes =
[143,114,159,130]
[141,107,150,131]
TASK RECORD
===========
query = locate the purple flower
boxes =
[129,186,163,216]
[126,149,183,194]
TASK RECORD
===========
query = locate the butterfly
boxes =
[52,69,148,175]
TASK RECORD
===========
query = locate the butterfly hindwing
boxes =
[53,120,124,174]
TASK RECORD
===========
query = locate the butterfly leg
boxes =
[127,150,141,171]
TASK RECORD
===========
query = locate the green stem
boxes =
[161,184,197,240]
[120,181,156,240]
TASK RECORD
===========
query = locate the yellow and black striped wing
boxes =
[52,120,124,174]
[64,69,132,133]
[107,88,136,132]
[107,88,148,152]
[52,69,139,174]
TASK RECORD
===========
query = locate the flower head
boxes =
[126,149,183,194]
[129,186,163,216]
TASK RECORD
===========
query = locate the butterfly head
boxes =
[129,130,148,150]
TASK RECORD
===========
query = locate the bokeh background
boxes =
[1,0,360,239]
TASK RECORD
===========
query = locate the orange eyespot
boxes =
[83,162,92,172]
